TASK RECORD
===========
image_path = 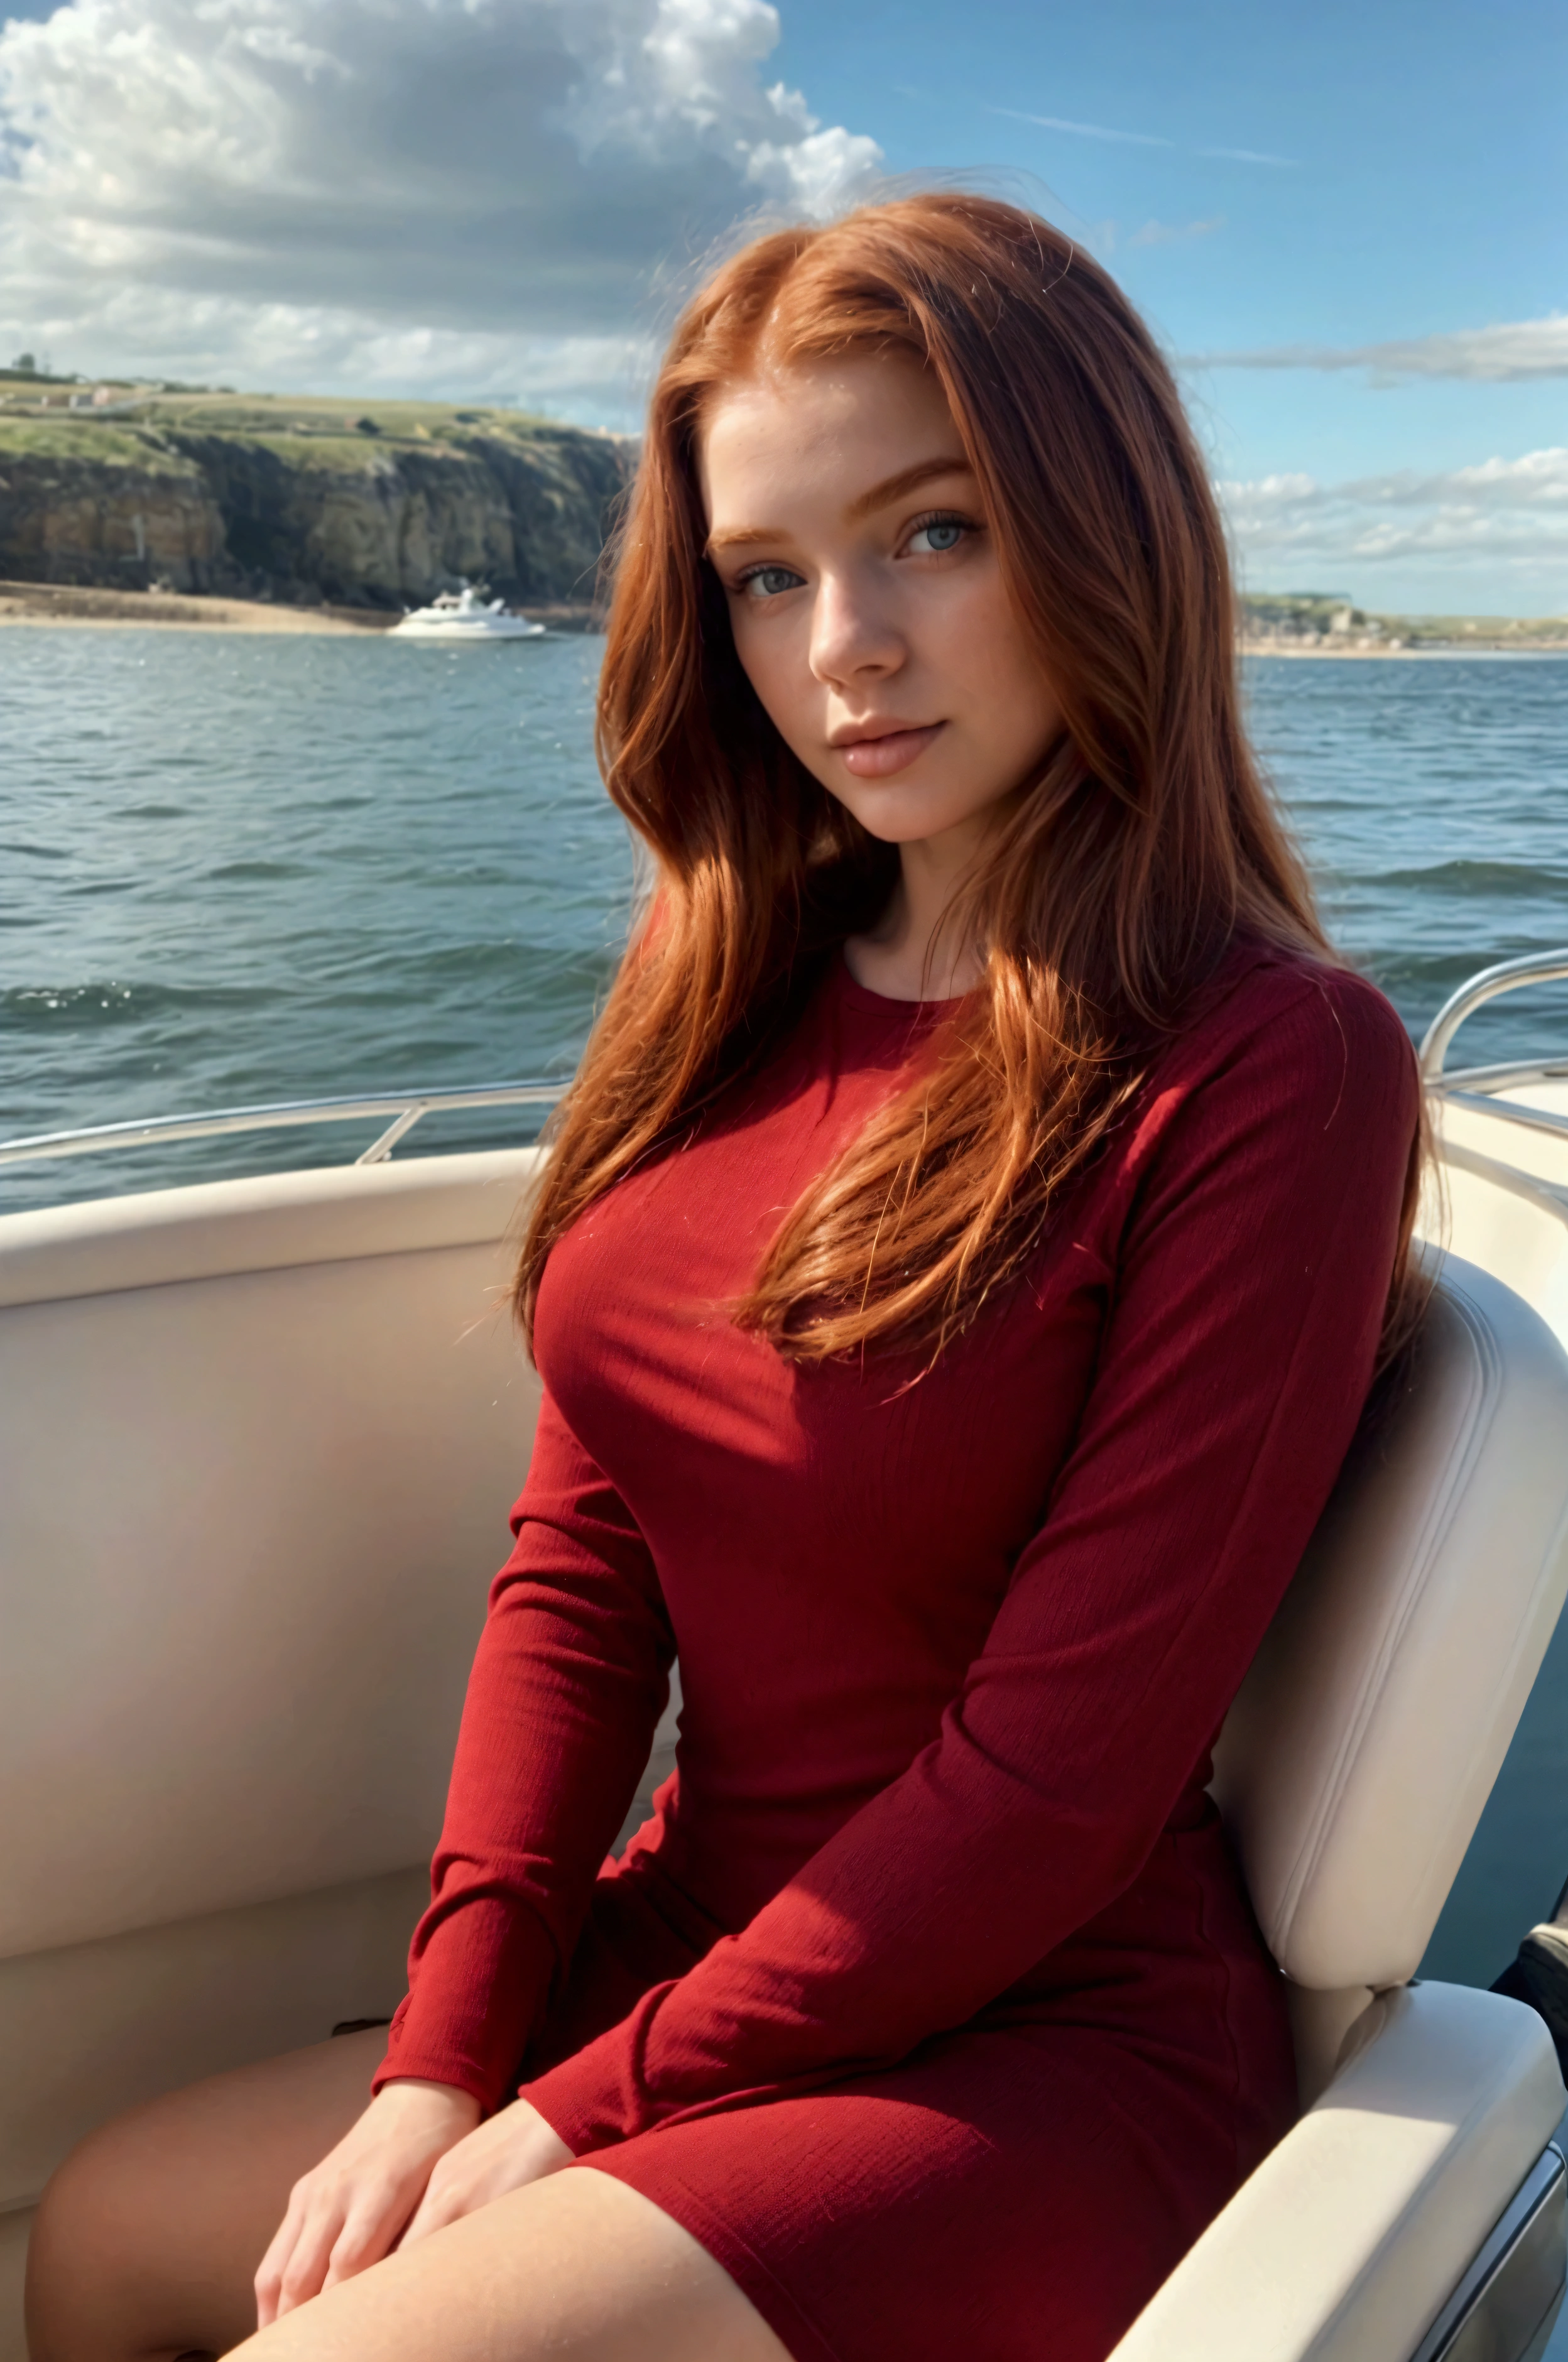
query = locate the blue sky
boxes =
[771,0,1566,478]
[0,0,1562,611]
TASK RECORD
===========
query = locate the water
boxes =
[1,629,629,1209]
[5,630,1568,1990]
[4,638,1566,1219]
[1246,653,1568,1043]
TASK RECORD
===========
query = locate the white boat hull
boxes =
[388,584,547,639]
[388,616,545,640]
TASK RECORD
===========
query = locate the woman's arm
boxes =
[374,1390,676,2114]
[254,1397,665,2319]
[517,970,1420,2152]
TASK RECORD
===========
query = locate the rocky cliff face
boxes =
[0,429,224,590]
[0,396,633,609]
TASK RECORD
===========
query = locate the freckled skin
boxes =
[700,352,1062,1001]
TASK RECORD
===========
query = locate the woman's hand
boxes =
[254,2077,480,2326]
[398,2098,573,2248]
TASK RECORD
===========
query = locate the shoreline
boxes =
[0,582,602,634]
[1241,636,1568,660]
[0,584,1562,656]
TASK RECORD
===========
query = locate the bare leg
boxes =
[226,2168,791,2362]
[25,2030,386,2362]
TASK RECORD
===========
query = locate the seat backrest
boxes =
[0,1148,545,1963]
[1213,1251,1568,1995]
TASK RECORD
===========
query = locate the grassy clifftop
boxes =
[0,392,634,609]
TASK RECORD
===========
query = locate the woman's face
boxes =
[700,350,1061,854]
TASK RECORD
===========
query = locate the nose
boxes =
[808,567,905,690]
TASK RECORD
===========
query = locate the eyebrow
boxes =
[845,453,974,522]
[705,453,976,554]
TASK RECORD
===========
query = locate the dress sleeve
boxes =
[518,971,1420,2152]
[373,1389,674,2113]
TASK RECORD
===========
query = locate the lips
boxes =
[835,721,945,779]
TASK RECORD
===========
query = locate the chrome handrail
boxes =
[1420,949,1568,1083]
[0,1080,565,1170]
[1439,1089,1568,1147]
[1430,1058,1568,1094]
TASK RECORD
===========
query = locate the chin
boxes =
[839,786,1003,847]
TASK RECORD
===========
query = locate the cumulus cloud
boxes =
[1194,316,1568,384]
[1221,449,1568,592]
[0,0,882,413]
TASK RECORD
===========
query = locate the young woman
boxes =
[28,192,1421,2362]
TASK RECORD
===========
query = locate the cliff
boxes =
[0,393,634,611]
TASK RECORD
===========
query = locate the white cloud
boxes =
[986,106,1297,167]
[1128,215,1224,249]
[1222,449,1568,599]
[0,0,882,415]
[988,106,1172,151]
[1196,145,1295,167]
[1194,316,1568,384]
[21,281,655,412]
[1341,450,1568,511]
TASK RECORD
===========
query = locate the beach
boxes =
[0,581,602,633]
[0,580,389,632]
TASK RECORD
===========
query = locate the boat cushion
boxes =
[1108,1980,1565,2362]
[0,1155,544,1959]
[1214,1251,1568,1993]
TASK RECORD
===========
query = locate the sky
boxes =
[0,0,1561,614]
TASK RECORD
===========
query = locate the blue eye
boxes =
[743,565,803,599]
[909,518,966,555]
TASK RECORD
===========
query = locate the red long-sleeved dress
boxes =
[376,941,1419,2361]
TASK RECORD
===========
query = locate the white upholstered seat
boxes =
[5,1173,1568,2362]
[1114,1251,1568,2361]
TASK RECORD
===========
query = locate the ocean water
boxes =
[6,630,1567,1216]
[1,628,627,1210]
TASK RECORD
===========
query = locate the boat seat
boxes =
[1113,1249,1568,2361]
[4,1177,1568,2361]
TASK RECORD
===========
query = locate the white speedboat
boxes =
[389,585,546,640]
[4,953,1568,2362]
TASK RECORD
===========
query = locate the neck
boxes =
[844,822,988,1003]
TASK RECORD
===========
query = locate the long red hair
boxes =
[514,192,1416,1361]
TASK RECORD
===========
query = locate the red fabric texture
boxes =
[375,944,1419,2359]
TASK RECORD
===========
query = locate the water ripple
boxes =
[3,634,1565,1211]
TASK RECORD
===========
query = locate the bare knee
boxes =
[25,2037,378,2362]
[26,2087,266,2362]
[26,2121,180,2362]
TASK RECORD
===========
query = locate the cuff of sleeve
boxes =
[373,1898,564,2117]
[371,2038,496,2117]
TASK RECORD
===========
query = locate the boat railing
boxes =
[0,1082,566,1171]
[1420,949,1568,1151]
[6,950,1568,1181]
